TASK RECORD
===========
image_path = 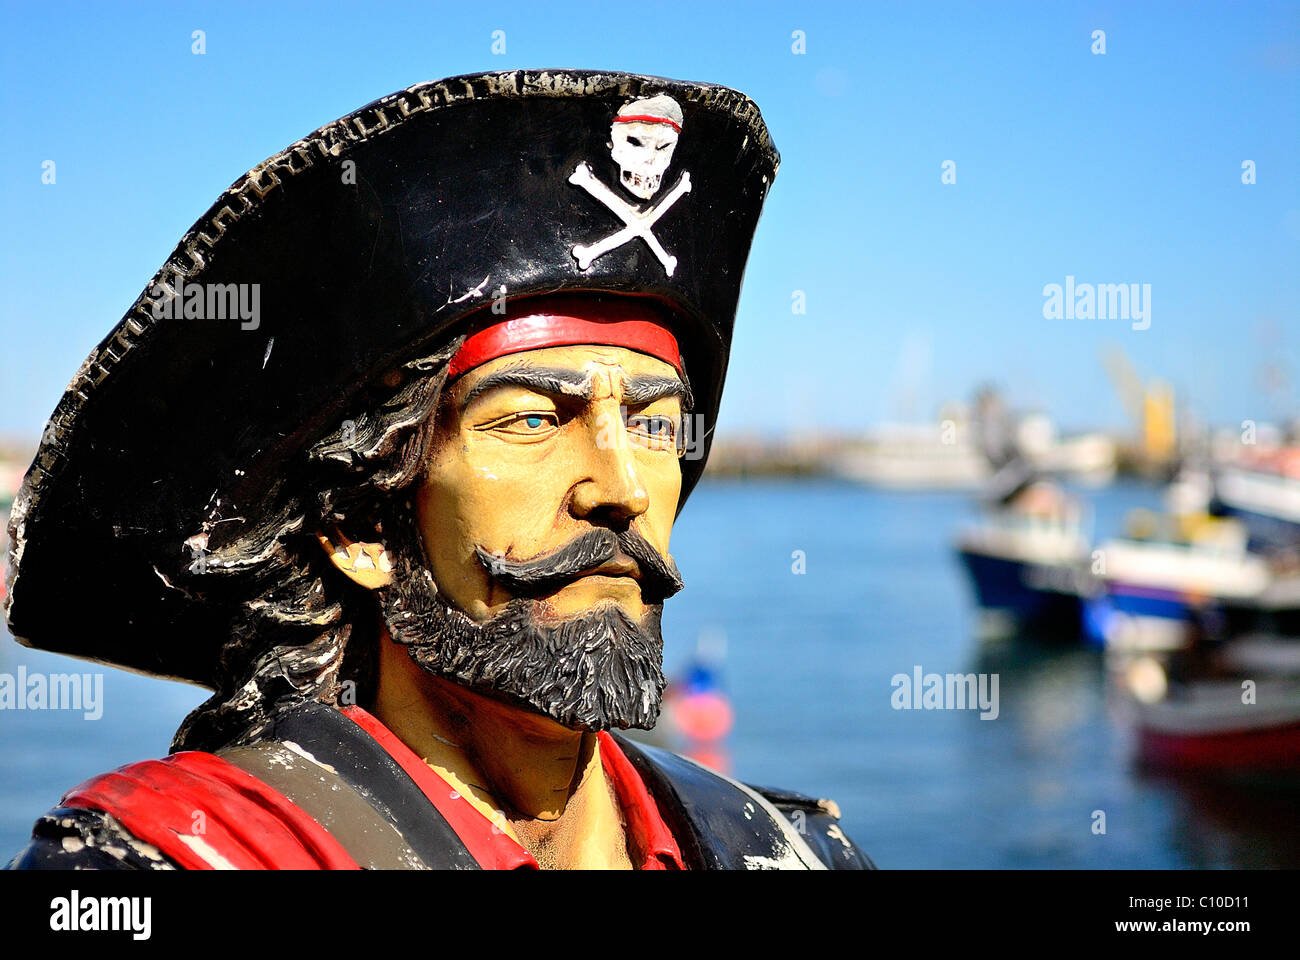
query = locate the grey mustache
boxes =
[475,528,683,602]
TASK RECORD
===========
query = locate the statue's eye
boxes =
[481,411,559,439]
[627,414,678,451]
[626,136,643,147]
[656,142,670,150]
[511,413,556,432]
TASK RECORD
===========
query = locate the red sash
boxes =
[62,751,358,870]
[62,708,683,870]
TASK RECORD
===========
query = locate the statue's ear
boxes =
[316,528,393,590]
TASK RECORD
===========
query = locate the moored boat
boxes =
[1134,676,1300,773]
[1211,447,1300,549]
[1091,512,1278,653]
[956,482,1097,640]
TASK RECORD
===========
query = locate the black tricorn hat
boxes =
[4,69,778,684]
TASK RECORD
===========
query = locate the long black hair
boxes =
[171,335,464,752]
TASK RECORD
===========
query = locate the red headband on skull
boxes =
[612,114,682,133]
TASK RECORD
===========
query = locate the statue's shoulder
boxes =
[7,753,246,870]
[7,803,177,870]
[610,735,876,870]
[8,701,482,871]
[6,749,362,871]
[744,782,877,871]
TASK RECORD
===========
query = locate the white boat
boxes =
[832,422,991,490]
[1214,454,1300,550]
[1092,514,1275,653]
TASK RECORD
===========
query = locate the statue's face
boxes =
[416,344,686,624]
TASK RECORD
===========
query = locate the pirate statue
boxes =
[4,70,872,870]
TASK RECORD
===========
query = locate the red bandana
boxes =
[446,297,683,381]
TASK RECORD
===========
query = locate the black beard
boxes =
[377,551,668,732]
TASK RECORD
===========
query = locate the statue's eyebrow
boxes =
[623,374,692,411]
[460,364,593,409]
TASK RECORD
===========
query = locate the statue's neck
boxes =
[370,630,630,867]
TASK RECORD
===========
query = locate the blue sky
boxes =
[1,0,1296,439]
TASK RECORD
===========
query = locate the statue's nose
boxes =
[569,408,650,524]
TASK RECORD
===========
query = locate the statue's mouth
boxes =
[584,552,641,581]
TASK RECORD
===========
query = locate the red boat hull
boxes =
[1139,721,1300,772]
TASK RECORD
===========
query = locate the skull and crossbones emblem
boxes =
[569,94,691,277]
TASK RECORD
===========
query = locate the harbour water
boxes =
[2,478,1297,867]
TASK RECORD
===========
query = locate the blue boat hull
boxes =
[957,549,1085,638]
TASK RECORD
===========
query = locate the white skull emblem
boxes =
[609,95,683,200]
